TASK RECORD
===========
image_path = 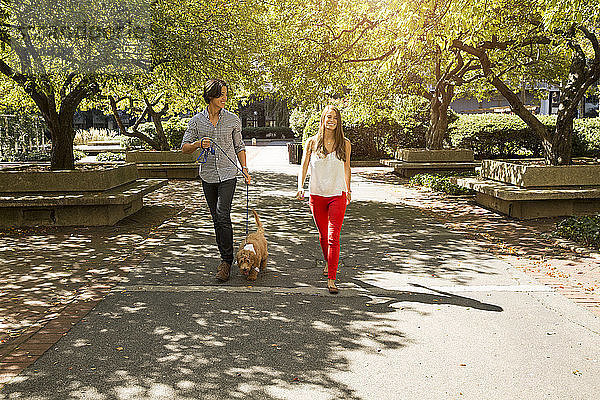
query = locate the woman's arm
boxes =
[344,139,352,203]
[296,138,313,199]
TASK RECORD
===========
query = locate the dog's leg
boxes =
[247,266,259,281]
[260,255,268,271]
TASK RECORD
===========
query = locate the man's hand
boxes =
[242,167,252,185]
[195,137,211,150]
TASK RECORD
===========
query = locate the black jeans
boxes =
[202,178,237,264]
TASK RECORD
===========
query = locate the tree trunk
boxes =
[426,85,453,150]
[543,111,575,165]
[46,110,77,170]
[148,107,170,150]
[426,98,446,150]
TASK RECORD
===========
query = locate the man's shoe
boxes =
[216,261,231,282]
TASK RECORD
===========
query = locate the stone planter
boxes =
[382,148,478,178]
[0,163,167,227]
[457,158,600,219]
[126,150,201,179]
[395,148,474,162]
[481,159,600,187]
[0,163,138,192]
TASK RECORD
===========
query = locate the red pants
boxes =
[309,192,347,280]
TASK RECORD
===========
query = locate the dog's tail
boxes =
[252,209,264,233]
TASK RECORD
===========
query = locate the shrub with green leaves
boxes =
[97,152,125,161]
[555,216,600,248]
[409,173,474,195]
[449,114,600,159]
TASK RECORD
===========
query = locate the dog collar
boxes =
[243,243,256,254]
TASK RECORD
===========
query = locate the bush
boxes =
[449,114,553,159]
[162,118,190,149]
[296,96,457,161]
[73,149,87,161]
[118,118,190,150]
[555,216,600,248]
[74,128,118,145]
[574,117,600,157]
[409,173,474,195]
[289,108,313,139]
[97,152,125,161]
[242,127,294,139]
[450,114,600,159]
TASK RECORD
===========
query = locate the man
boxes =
[181,79,251,282]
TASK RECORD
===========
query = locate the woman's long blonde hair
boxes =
[316,105,346,161]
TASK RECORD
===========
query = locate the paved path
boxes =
[1,144,600,399]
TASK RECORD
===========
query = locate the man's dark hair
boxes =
[203,79,228,103]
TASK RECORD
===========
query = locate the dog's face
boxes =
[237,250,258,276]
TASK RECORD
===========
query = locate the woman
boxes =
[181,79,251,282]
[296,105,351,294]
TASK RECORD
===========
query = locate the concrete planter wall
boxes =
[0,164,138,192]
[395,148,474,162]
[382,148,478,178]
[457,158,600,219]
[125,150,200,163]
[125,150,201,179]
[481,159,600,187]
[0,164,166,227]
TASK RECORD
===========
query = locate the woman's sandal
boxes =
[327,283,339,294]
[323,265,328,277]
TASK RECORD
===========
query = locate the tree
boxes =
[263,0,483,150]
[452,0,600,165]
[0,0,148,169]
[1,0,270,167]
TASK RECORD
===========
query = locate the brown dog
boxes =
[236,209,268,281]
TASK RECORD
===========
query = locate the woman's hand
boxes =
[295,188,305,200]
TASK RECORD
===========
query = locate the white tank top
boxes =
[309,150,347,197]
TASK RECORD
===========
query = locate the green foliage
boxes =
[96,152,125,161]
[296,96,455,160]
[555,216,600,249]
[126,118,189,150]
[74,128,119,145]
[162,118,190,149]
[409,173,475,196]
[73,150,87,161]
[117,135,152,151]
[449,113,551,159]
[574,118,600,156]
[289,108,313,139]
[450,114,600,159]
[242,127,294,139]
[302,112,322,145]
[0,150,49,162]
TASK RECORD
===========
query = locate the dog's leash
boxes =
[197,140,250,236]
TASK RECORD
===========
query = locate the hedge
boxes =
[449,114,600,159]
